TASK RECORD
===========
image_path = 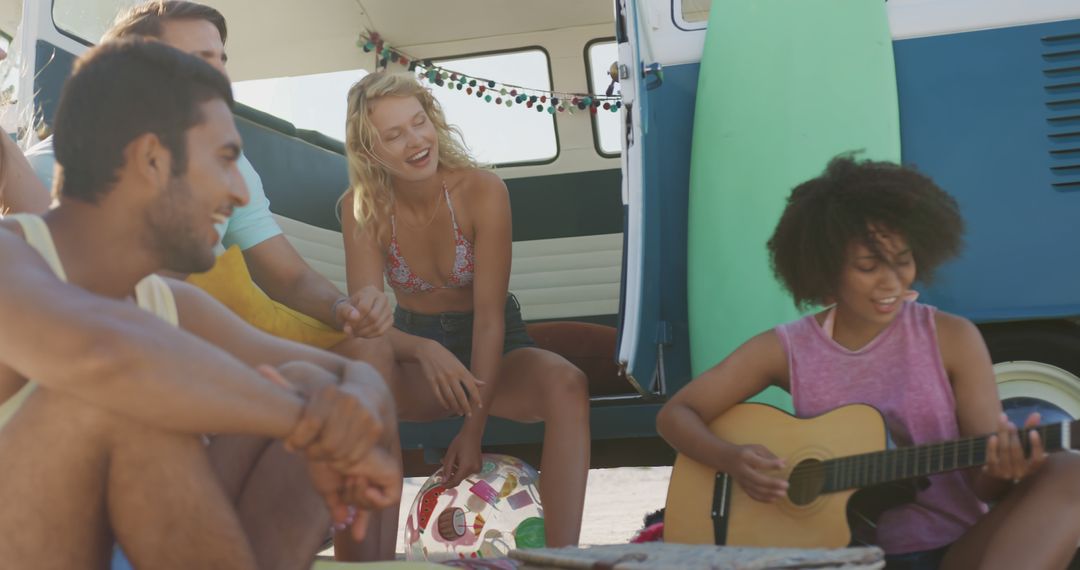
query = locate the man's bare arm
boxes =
[168,279,393,422]
[0,228,303,437]
[169,279,397,476]
[243,235,344,328]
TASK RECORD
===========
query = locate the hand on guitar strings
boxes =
[724,443,789,502]
[983,412,1047,485]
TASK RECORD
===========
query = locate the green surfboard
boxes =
[687,0,901,408]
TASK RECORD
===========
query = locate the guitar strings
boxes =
[786,430,1052,491]
[780,423,1062,493]
[784,440,987,493]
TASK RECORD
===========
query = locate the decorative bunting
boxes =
[357,31,621,115]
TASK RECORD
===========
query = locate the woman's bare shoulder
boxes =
[933,308,989,371]
[448,167,503,190]
[449,168,508,207]
[934,309,981,344]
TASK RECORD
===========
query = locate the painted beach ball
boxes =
[404,453,545,561]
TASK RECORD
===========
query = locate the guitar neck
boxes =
[820,420,1077,493]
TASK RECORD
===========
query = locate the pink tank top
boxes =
[775,301,986,555]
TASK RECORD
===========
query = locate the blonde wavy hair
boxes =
[344,71,478,233]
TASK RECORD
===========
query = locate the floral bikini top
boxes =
[384,186,476,293]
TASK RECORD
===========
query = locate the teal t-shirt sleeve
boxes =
[24,137,57,191]
[221,153,283,251]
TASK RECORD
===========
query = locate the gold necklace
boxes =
[396,190,443,229]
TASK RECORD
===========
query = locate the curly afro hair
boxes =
[766,155,964,310]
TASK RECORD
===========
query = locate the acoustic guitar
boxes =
[664,403,1077,548]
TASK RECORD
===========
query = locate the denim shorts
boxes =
[884,544,950,570]
[393,293,535,369]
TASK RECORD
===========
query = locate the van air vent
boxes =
[1044,31,1080,190]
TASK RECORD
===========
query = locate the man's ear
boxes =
[126,132,172,188]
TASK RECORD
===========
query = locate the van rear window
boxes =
[429,48,558,166]
[586,40,621,156]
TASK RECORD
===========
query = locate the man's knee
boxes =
[12,387,140,444]
[12,388,209,467]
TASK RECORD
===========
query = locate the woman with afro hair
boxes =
[658,155,1080,569]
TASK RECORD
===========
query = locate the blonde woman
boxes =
[338,71,589,557]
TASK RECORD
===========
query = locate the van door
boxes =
[616,0,704,396]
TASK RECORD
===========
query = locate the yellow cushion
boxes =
[186,245,346,349]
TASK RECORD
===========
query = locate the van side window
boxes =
[586,39,620,157]
[679,0,711,25]
[430,48,558,166]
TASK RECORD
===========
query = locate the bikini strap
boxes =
[443,182,460,231]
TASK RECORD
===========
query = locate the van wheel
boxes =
[980,324,1080,421]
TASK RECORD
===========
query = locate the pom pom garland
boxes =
[356,31,621,115]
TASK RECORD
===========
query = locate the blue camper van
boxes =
[3,0,1079,473]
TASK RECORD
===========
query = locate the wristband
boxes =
[331,296,350,328]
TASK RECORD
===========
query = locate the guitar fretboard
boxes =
[813,421,1072,493]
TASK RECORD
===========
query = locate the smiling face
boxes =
[159,18,228,78]
[144,99,247,272]
[368,95,440,183]
[834,226,916,328]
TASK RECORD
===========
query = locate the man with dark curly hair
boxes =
[25,1,395,351]
[0,39,399,570]
[659,156,1080,569]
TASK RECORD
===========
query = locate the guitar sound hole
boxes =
[787,458,825,506]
